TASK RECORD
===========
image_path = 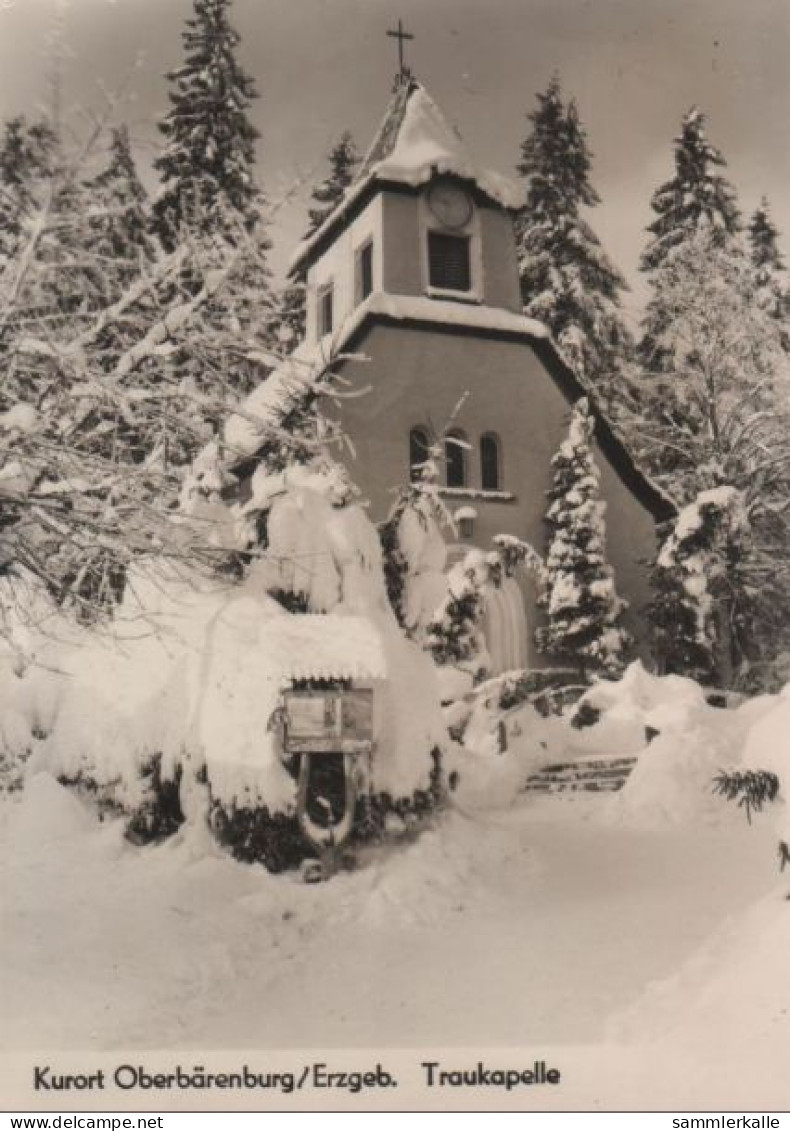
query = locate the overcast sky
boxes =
[1,0,788,325]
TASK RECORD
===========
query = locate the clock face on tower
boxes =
[427,181,474,230]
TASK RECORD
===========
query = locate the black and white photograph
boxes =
[0,0,788,1113]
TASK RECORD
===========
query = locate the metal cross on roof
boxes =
[387,19,415,81]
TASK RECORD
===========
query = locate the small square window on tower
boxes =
[428,231,471,292]
[355,240,374,305]
[317,283,334,336]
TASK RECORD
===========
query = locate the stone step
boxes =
[537,763,634,780]
[524,778,627,794]
[524,755,637,795]
[540,756,638,774]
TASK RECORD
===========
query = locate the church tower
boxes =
[275,75,672,670]
[290,77,524,346]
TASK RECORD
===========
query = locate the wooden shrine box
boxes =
[282,688,374,756]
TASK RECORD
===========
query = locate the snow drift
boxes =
[565,662,788,835]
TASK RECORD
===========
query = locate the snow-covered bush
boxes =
[450,666,581,758]
[571,660,712,753]
[5,344,449,865]
[378,436,452,638]
[571,661,786,844]
[3,329,449,874]
[0,572,80,792]
[650,486,756,687]
[19,515,447,870]
[595,680,741,825]
[425,535,542,681]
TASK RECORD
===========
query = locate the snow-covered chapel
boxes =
[233,77,674,672]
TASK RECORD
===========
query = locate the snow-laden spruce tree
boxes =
[639,107,740,373]
[270,131,360,351]
[0,106,280,619]
[536,399,631,678]
[0,116,149,413]
[306,131,359,236]
[513,75,632,411]
[0,114,107,348]
[151,0,276,401]
[0,116,57,267]
[641,107,740,274]
[748,198,789,350]
[0,115,158,612]
[152,0,263,249]
[749,197,786,277]
[269,278,307,352]
[85,126,157,286]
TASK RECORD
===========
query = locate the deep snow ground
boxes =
[0,774,779,1053]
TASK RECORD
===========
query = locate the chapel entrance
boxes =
[483,576,528,674]
[445,545,529,676]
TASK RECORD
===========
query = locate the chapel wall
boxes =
[380,191,423,297]
[334,322,659,655]
[306,195,384,341]
[479,208,523,313]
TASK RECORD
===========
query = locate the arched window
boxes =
[445,429,468,489]
[409,426,430,482]
[480,432,501,491]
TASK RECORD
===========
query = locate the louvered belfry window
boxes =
[428,232,471,292]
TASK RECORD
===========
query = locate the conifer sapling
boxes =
[537,398,631,678]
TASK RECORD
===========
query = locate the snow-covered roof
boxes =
[347,292,549,340]
[290,79,522,275]
[260,613,387,682]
